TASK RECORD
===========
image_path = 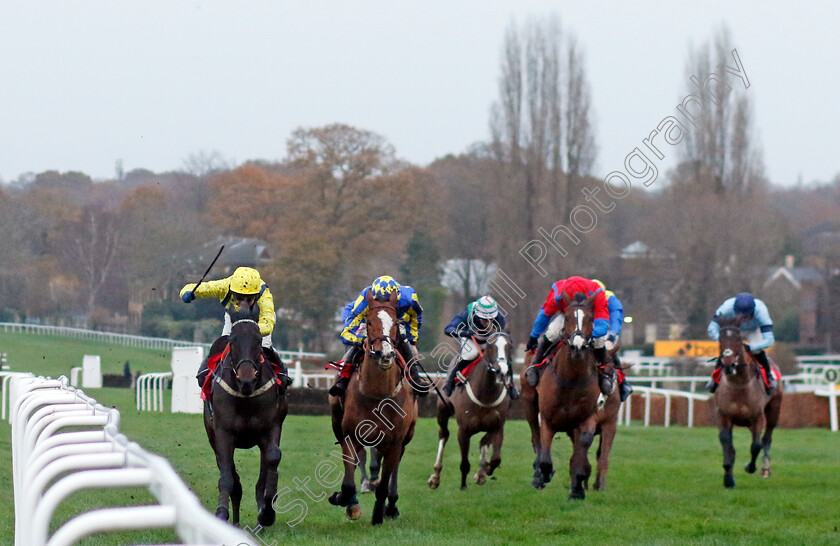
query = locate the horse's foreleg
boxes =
[458,428,472,491]
[231,465,242,527]
[428,410,450,489]
[385,464,400,519]
[328,436,361,520]
[359,448,371,493]
[475,434,489,485]
[214,436,236,521]
[372,447,399,525]
[370,447,382,487]
[719,420,736,488]
[488,428,503,477]
[257,428,282,527]
[523,388,544,489]
[761,396,781,478]
[745,414,766,475]
[594,420,617,491]
[537,419,556,487]
[569,422,596,500]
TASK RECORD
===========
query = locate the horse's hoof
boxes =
[360,479,372,494]
[568,489,586,500]
[475,473,486,485]
[328,491,343,506]
[745,462,757,474]
[215,507,230,521]
[724,475,735,489]
[385,504,400,519]
[460,484,467,491]
[346,504,362,520]
[532,471,546,490]
[428,475,440,489]
[761,468,771,478]
[258,506,276,527]
[370,478,381,489]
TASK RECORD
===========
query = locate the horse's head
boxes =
[364,289,399,370]
[562,291,596,353]
[482,332,512,383]
[227,307,264,396]
[714,314,746,375]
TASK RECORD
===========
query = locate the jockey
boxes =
[592,279,633,402]
[328,275,430,397]
[180,266,289,390]
[441,296,520,400]
[706,292,776,394]
[524,276,614,394]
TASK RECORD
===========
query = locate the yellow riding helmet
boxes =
[591,278,606,291]
[230,267,262,295]
[371,275,400,299]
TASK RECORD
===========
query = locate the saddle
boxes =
[454,356,482,386]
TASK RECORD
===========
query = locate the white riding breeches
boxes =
[222,312,273,348]
[459,337,481,360]
[544,314,606,346]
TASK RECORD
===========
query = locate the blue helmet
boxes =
[733,292,755,316]
[371,275,400,300]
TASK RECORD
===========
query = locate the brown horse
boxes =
[520,292,621,500]
[203,307,288,527]
[713,315,784,488]
[328,290,418,525]
[428,331,512,490]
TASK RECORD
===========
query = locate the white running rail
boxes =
[135,372,173,411]
[9,374,255,546]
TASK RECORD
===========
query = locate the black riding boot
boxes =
[196,357,209,389]
[525,338,550,387]
[329,345,362,397]
[443,359,468,397]
[614,354,633,402]
[594,347,614,396]
[507,371,521,399]
[706,358,721,393]
[754,350,776,394]
[264,346,291,390]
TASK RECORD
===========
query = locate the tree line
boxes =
[0,21,837,353]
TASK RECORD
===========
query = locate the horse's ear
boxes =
[388,290,398,306]
[608,343,620,358]
[562,291,573,306]
[586,292,598,305]
[365,289,374,306]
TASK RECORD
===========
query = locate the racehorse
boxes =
[328,289,418,525]
[520,292,621,500]
[428,332,513,490]
[203,307,288,526]
[712,315,784,488]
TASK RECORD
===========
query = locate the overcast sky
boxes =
[1,1,837,187]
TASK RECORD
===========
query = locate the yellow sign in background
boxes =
[654,340,719,357]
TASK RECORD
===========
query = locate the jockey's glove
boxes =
[526,335,539,352]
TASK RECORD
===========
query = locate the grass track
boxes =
[1,333,839,544]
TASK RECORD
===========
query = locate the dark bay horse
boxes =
[713,315,783,488]
[428,332,512,490]
[520,292,621,500]
[203,307,288,526]
[328,290,418,525]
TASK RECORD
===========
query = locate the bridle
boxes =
[213,318,275,398]
[718,325,746,370]
[364,303,399,367]
[562,306,593,352]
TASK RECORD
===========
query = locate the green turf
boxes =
[2,333,840,544]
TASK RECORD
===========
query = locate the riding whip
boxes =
[191,245,225,294]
